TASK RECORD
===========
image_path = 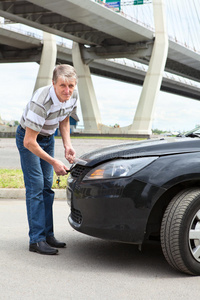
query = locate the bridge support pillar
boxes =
[72,42,101,134]
[33,32,57,92]
[129,0,168,136]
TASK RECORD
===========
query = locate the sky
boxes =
[0,0,200,133]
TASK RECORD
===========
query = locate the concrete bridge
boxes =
[0,0,200,136]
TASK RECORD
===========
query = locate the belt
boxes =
[19,125,53,141]
[37,134,53,141]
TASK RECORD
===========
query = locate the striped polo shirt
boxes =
[20,85,79,136]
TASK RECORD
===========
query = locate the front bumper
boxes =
[67,175,163,244]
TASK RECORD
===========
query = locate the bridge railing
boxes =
[0,22,73,48]
[92,0,154,31]
[92,0,200,55]
[109,58,200,89]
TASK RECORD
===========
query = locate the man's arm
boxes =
[23,127,68,176]
[59,116,75,164]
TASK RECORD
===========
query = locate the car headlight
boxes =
[83,157,158,180]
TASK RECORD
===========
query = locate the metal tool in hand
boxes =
[66,157,87,174]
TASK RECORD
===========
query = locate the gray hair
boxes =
[52,64,78,84]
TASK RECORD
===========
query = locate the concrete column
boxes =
[33,32,57,92]
[72,42,102,133]
[129,0,168,136]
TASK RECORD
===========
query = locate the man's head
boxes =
[52,64,77,103]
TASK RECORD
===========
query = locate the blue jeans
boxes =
[16,125,55,244]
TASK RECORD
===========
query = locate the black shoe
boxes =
[46,236,66,248]
[29,241,58,255]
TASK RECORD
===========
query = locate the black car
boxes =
[67,127,200,275]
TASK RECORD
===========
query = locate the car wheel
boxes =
[160,188,200,275]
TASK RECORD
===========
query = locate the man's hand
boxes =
[65,146,76,164]
[52,159,69,176]
[59,117,76,164]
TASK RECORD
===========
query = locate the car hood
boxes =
[77,137,200,167]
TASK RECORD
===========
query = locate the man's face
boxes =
[53,77,76,103]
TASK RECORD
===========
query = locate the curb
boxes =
[0,188,66,200]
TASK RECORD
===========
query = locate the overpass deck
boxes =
[0,0,199,85]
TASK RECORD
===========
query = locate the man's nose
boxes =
[65,86,70,93]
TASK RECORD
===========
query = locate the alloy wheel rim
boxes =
[189,209,200,262]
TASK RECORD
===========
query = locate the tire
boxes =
[160,188,200,275]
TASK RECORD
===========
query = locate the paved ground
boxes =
[1,137,200,299]
[1,199,200,300]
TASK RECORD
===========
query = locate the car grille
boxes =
[71,206,82,224]
[71,166,86,178]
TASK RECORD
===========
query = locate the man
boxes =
[16,64,78,255]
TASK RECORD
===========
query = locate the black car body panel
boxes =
[67,135,200,245]
[79,137,200,166]
[68,178,166,244]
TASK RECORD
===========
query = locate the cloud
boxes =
[0,62,39,121]
[153,92,200,131]
[91,75,140,127]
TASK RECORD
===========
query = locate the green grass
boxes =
[0,169,68,189]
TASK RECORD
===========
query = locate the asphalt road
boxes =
[0,137,129,169]
[1,138,200,299]
[1,200,200,300]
